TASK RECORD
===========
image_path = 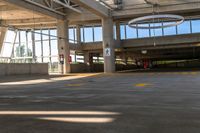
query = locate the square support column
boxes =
[115,21,121,41]
[76,25,81,45]
[102,18,115,73]
[57,19,71,74]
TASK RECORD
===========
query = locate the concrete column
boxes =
[84,51,90,64]
[84,51,94,72]
[0,27,7,55]
[102,18,115,73]
[76,25,81,45]
[57,19,71,74]
[31,30,36,63]
[115,21,121,41]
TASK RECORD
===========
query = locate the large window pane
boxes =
[84,27,93,42]
[94,26,102,41]
[163,22,177,36]
[126,25,137,39]
[81,28,84,42]
[20,31,26,43]
[51,40,58,56]
[138,24,150,38]
[43,57,49,63]
[1,43,13,57]
[42,30,49,40]
[4,30,16,43]
[50,29,57,40]
[177,21,191,34]
[191,20,200,33]
[120,24,125,40]
[27,32,33,56]
[69,28,75,43]
[43,41,50,56]
[150,23,163,37]
[35,41,42,57]
[35,30,41,41]
[14,43,19,57]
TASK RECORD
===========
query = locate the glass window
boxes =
[150,23,163,37]
[35,41,42,57]
[84,27,93,42]
[177,21,191,34]
[126,25,137,39]
[163,22,177,36]
[81,28,84,42]
[27,32,33,54]
[94,26,102,42]
[51,40,58,56]
[36,57,42,63]
[138,24,150,38]
[15,32,19,43]
[1,43,13,57]
[50,29,57,40]
[43,41,50,56]
[120,24,126,40]
[51,57,58,63]
[35,30,41,41]
[191,20,200,33]
[4,30,16,43]
[42,30,49,40]
[43,57,49,63]
[20,31,26,43]
[69,28,75,43]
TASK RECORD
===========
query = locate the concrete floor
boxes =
[0,72,200,133]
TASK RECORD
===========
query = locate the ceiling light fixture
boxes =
[128,14,184,29]
[128,0,185,29]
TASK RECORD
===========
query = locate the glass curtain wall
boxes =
[81,25,102,43]
[120,19,200,40]
[1,28,59,72]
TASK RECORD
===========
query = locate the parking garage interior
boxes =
[1,0,200,132]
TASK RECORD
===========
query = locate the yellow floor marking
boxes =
[191,72,198,75]
[67,83,85,87]
[135,83,151,87]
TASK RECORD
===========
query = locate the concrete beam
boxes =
[113,2,200,19]
[3,0,64,20]
[5,18,56,26]
[122,33,200,48]
[71,0,110,18]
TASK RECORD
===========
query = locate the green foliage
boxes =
[15,45,32,57]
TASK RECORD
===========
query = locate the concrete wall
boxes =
[155,60,200,68]
[0,63,48,76]
[70,63,136,73]
[70,64,89,73]
[122,33,200,48]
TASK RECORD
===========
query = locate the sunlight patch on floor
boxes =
[0,73,101,86]
[38,117,115,123]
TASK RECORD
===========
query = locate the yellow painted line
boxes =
[191,72,198,75]
[66,83,85,87]
[135,83,152,87]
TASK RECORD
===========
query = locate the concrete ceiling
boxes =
[0,0,200,28]
[0,0,44,20]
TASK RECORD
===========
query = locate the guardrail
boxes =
[0,57,59,73]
